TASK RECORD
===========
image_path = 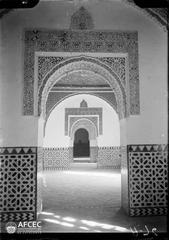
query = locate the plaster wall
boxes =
[127,29,167,144]
[0,0,167,146]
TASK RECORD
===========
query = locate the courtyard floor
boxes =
[38,163,167,233]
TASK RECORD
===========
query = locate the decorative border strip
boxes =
[130,207,168,216]
[0,212,36,222]
[0,147,36,154]
[128,144,168,152]
[44,167,70,171]
[97,165,120,169]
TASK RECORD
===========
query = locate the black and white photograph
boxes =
[0,0,168,238]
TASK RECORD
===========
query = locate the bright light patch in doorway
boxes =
[62,217,76,222]
[44,218,60,224]
[79,226,90,230]
[60,222,74,227]
[44,219,74,228]
[41,211,54,215]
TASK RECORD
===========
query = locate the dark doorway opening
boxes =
[73,128,90,158]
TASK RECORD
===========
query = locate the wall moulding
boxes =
[23,30,139,117]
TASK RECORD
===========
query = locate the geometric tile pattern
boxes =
[130,207,168,217]
[0,212,35,222]
[128,144,168,216]
[97,146,121,169]
[0,147,37,222]
[24,30,139,115]
[43,148,71,170]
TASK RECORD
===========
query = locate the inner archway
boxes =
[39,88,124,233]
[37,54,127,229]
[73,128,90,158]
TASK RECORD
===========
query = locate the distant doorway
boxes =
[73,128,90,158]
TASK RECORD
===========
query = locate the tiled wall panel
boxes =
[43,147,71,170]
[0,147,37,223]
[97,146,121,168]
[1,144,166,224]
[128,144,168,216]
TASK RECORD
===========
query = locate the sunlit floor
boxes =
[38,163,167,233]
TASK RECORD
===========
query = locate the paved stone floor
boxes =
[38,163,167,233]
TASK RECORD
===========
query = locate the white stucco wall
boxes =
[44,94,120,147]
[127,29,168,144]
[0,0,167,146]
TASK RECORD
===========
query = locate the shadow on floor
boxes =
[39,168,167,233]
[112,207,167,233]
[38,207,167,233]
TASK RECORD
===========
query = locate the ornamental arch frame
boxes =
[70,118,98,142]
[69,118,99,162]
[37,55,128,215]
[38,56,128,120]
